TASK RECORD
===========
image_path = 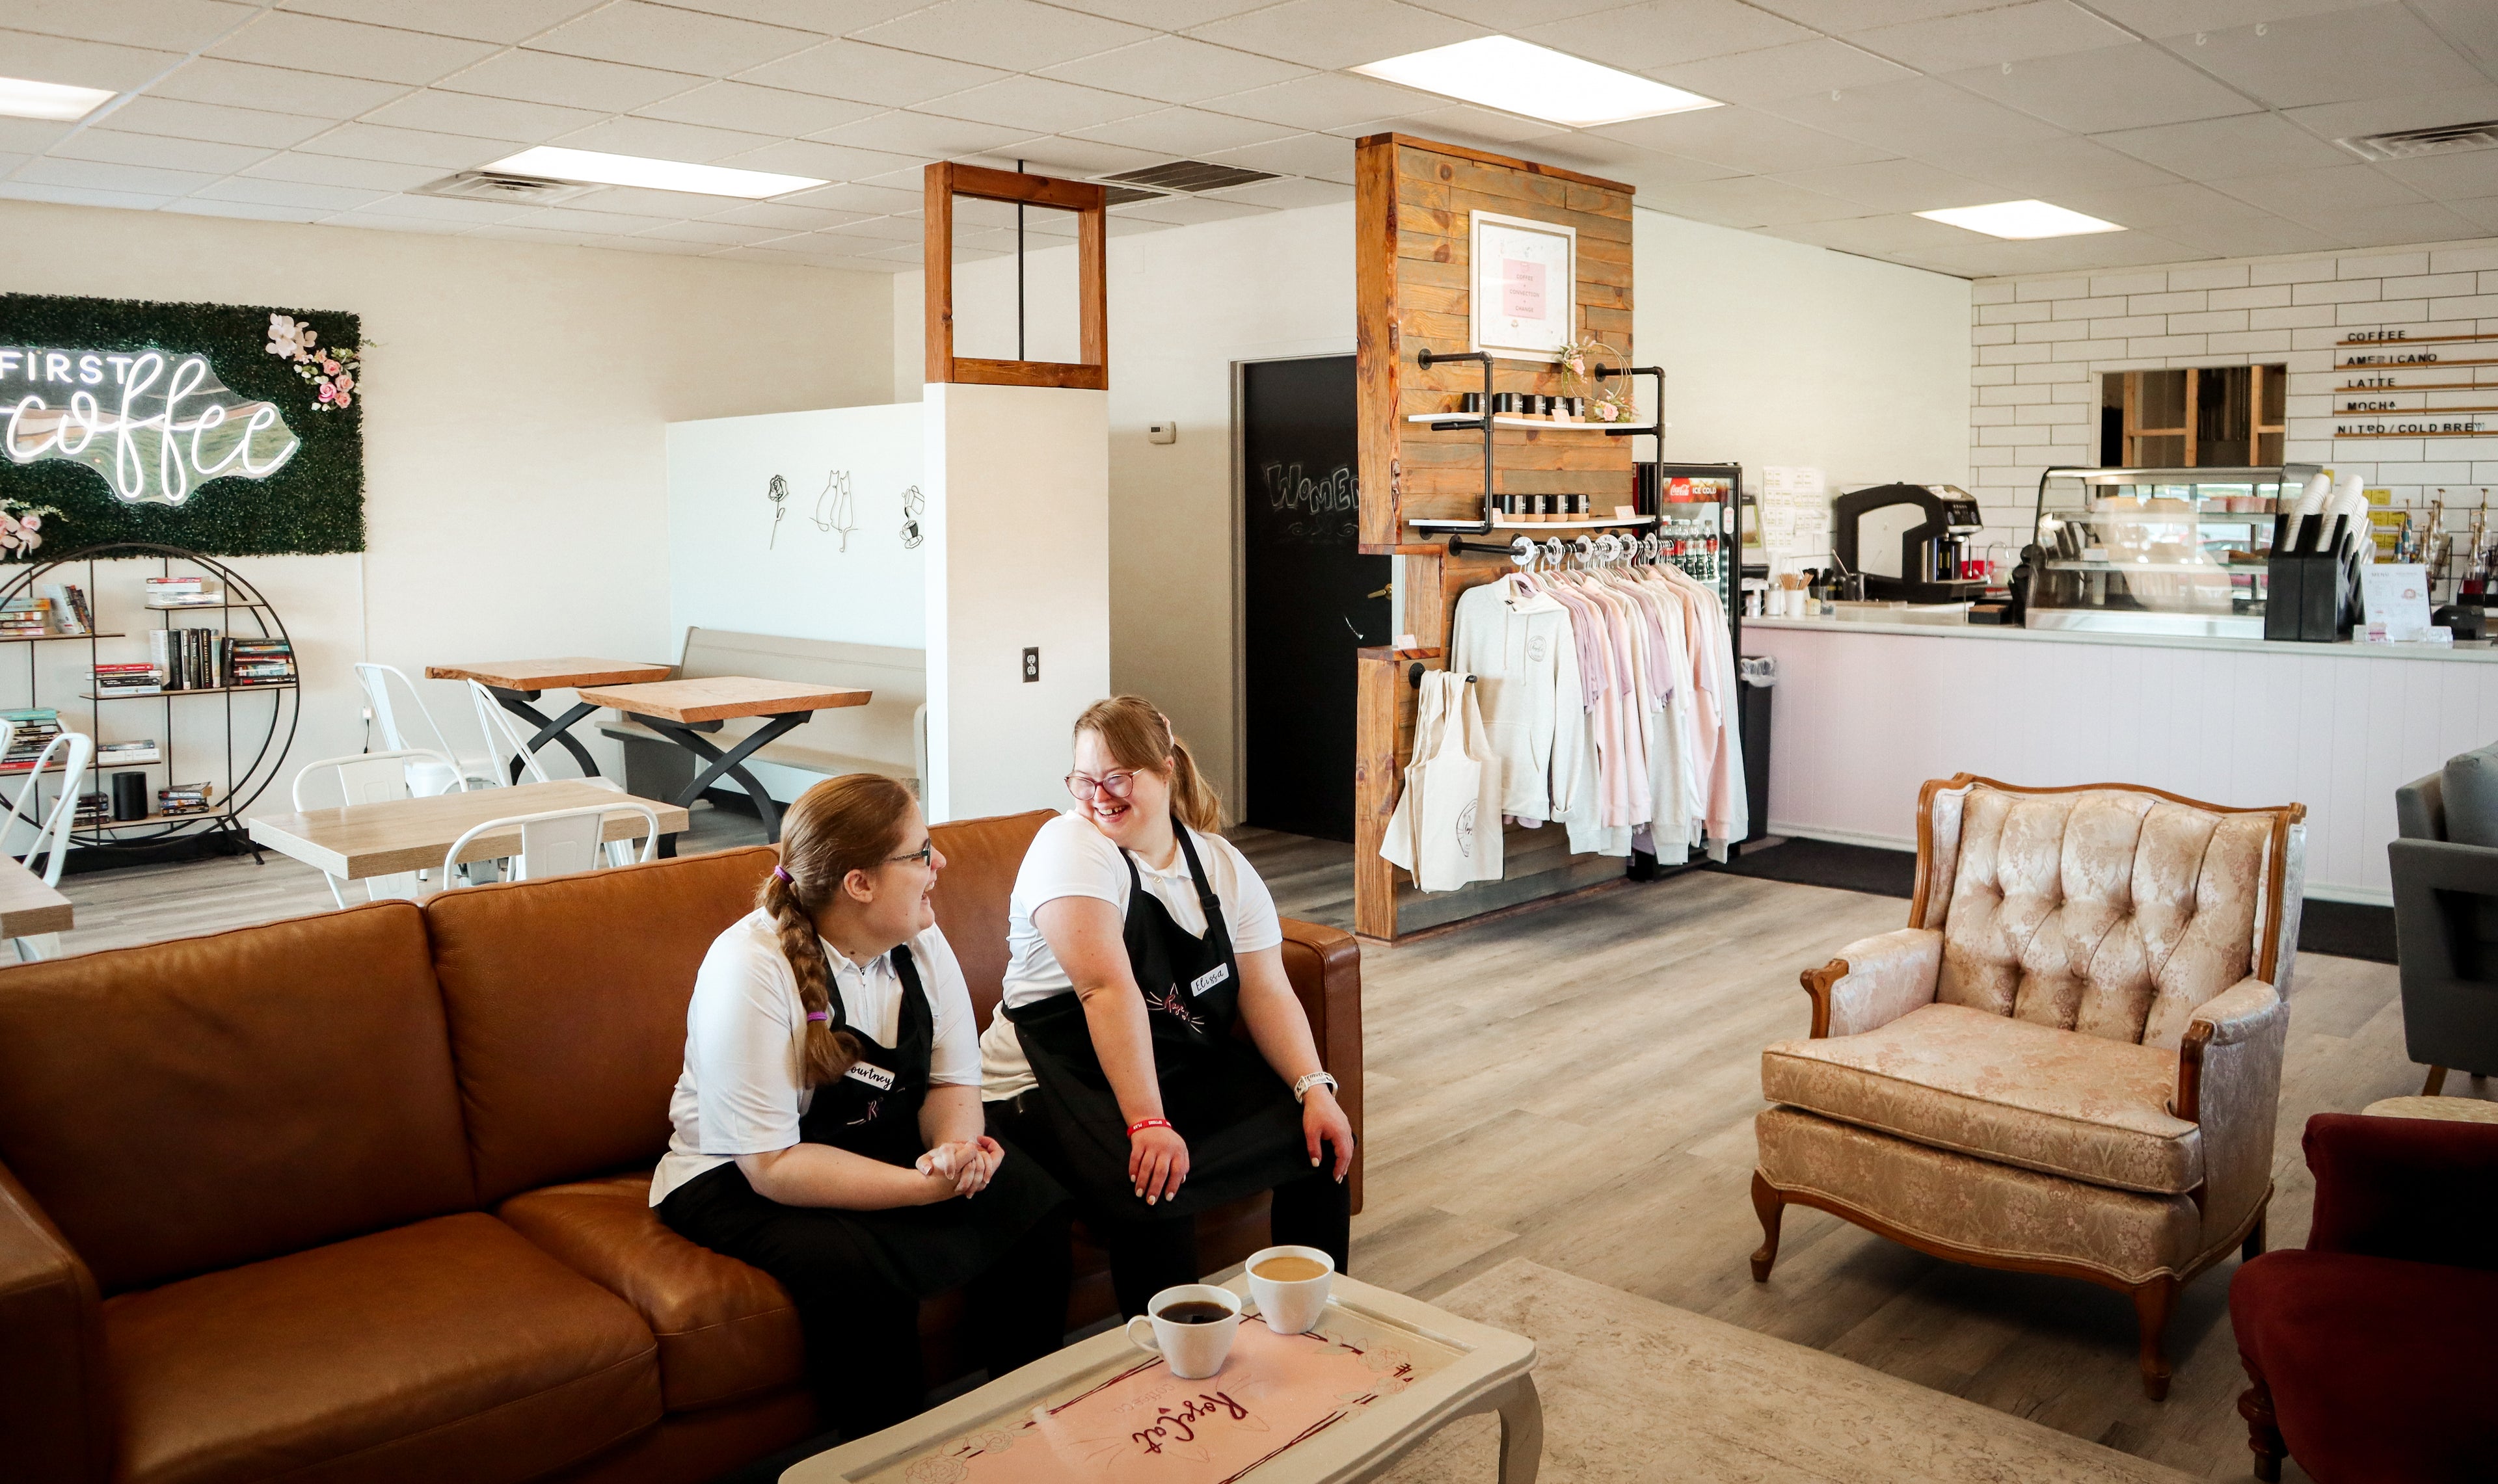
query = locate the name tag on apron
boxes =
[844,1062,896,1091]
[1189,963,1230,996]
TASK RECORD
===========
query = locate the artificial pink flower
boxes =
[20,513,38,531]
[321,359,340,375]
[332,390,351,408]
[335,372,354,393]
[0,512,20,533]
[318,382,334,403]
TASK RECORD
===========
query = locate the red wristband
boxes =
[1127,1118,1173,1138]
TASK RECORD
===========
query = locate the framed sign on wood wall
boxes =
[1469,210,1576,361]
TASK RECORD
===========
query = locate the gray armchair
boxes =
[2390,748,2498,1094]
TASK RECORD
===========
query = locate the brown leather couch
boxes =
[0,808,1362,1484]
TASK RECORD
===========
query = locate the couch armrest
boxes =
[0,1156,107,1484]
[1802,928,1942,1039]
[1278,916,1363,1213]
[2176,977,2288,1247]
[2303,1111,2498,1271]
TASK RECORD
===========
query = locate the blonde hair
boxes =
[760,773,917,1087]
[1075,695,1222,834]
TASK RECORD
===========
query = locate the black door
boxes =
[1241,356,1388,842]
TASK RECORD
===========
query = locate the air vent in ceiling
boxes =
[1099,159,1278,194]
[2338,120,2498,163]
[1099,183,1165,207]
[416,170,599,204]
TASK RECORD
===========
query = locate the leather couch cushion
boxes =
[2442,742,2498,847]
[427,848,778,1205]
[498,1174,801,1412]
[102,1212,660,1484]
[928,809,1054,1029]
[1763,1003,2202,1195]
[1937,788,2270,1049]
[0,902,474,1294]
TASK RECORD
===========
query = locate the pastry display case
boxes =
[2025,465,2322,637]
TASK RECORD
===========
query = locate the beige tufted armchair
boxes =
[1749,775,2307,1400]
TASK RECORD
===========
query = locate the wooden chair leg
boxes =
[2242,1208,2267,1262]
[1749,1171,1784,1282]
[2131,1275,2179,1401]
[2423,1065,2448,1096]
[2238,1373,2286,1482]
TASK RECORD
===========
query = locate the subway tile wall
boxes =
[1966,238,2498,563]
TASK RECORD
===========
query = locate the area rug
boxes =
[1376,1260,2196,1484]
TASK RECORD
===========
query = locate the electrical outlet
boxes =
[1022,646,1040,682]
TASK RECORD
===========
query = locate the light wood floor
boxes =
[49,821,2467,1482]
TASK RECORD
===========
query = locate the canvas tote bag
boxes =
[1378,668,1446,882]
[1383,672,1503,892]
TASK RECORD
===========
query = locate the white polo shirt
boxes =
[978,811,1282,1101]
[651,909,981,1206]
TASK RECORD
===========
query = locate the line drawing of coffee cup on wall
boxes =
[899,484,924,550]
[810,469,856,551]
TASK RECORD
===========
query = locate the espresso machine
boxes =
[1831,483,1987,603]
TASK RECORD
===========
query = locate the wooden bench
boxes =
[599,629,926,803]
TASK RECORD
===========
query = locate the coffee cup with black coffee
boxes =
[1125,1284,1241,1379]
[1246,1245,1334,1334]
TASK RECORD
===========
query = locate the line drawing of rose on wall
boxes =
[267,312,362,412]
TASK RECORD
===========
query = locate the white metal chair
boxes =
[293,748,467,907]
[441,800,660,888]
[355,663,496,795]
[5,729,94,961]
[468,678,554,785]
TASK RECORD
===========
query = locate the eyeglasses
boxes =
[1064,769,1138,803]
[887,841,934,867]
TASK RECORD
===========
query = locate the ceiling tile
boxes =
[1940,229,2211,272]
[1591,104,1894,174]
[1188,0,1487,72]
[296,120,509,169]
[737,40,1006,107]
[106,95,334,148]
[1049,0,1279,25]
[2152,213,2335,258]
[15,155,217,196]
[808,110,1041,158]
[1068,105,1304,156]
[239,149,442,188]
[1846,1,2130,72]
[1522,0,1810,71]
[856,0,1152,72]
[2441,193,2498,233]
[918,74,1158,133]
[638,81,882,136]
[1330,105,1567,147]
[1198,131,1358,183]
[703,199,871,230]
[1634,173,1873,228]
[2313,200,2483,248]
[340,191,534,222]
[9,0,260,51]
[587,183,777,216]
[1209,72,1435,131]
[1758,77,2064,155]
[2089,0,2378,27]
[190,173,392,207]
[1401,0,1623,23]
[162,195,331,220]
[1040,36,1309,105]
[365,88,602,142]
[2206,161,2424,220]
[504,202,688,233]
[0,181,180,210]
[2276,85,2498,148]
[1204,175,1354,209]
[1746,1,2009,29]
[51,128,270,175]
[147,57,414,116]
[1524,140,1741,191]
[2091,111,2353,179]
[531,2,820,75]
[1914,135,2180,194]
[1769,211,1994,256]
[206,12,500,85]
[660,0,930,31]
[1108,193,1273,224]
[0,120,75,153]
[820,213,927,241]
[715,138,929,179]
[317,209,472,233]
[275,0,606,44]
[443,49,700,112]
[1941,45,2261,134]
[1650,39,1915,107]
[2049,179,2293,230]
[2162,6,2486,111]
[0,28,184,90]
[629,219,792,244]
[780,179,921,211]
[958,136,1168,176]
[553,115,783,163]
[1769,157,1999,212]
[2376,150,2498,202]
[2413,0,2498,66]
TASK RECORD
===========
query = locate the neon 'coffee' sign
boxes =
[2,347,299,506]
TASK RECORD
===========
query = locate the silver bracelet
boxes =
[1293,1071,1339,1103]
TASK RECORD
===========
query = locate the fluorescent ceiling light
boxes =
[1352,36,1719,128]
[1916,199,2123,239]
[482,146,824,200]
[0,75,114,122]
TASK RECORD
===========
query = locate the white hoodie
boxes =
[1451,575,1587,826]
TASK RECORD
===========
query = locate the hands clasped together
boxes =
[914,1135,1005,1201]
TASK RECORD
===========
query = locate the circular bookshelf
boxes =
[0,542,301,852]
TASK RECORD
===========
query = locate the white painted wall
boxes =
[0,198,894,807]
[894,199,1973,810]
[922,381,1109,823]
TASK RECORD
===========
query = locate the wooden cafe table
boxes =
[247,778,690,883]
[572,676,869,853]
[425,657,672,782]
[0,854,74,940]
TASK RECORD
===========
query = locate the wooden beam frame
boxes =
[922,161,1108,391]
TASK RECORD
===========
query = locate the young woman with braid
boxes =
[653,775,1071,1438]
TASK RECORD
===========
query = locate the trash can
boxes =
[1738,655,1774,844]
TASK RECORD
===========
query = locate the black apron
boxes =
[1003,823,1308,1221]
[799,944,1067,1294]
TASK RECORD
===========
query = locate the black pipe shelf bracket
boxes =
[1593,364,1667,457]
[1415,347,1497,535]
[1409,663,1479,689]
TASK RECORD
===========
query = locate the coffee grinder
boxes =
[1831,483,1987,603]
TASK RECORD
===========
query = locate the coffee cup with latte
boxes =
[1246,1245,1334,1334]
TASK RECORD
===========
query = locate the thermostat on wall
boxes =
[1146,421,1177,444]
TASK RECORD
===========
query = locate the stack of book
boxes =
[146,576,226,609]
[99,738,161,767]
[157,780,215,817]
[226,638,297,688]
[0,595,53,638]
[1,708,61,773]
[149,629,222,690]
[74,791,108,828]
[94,662,161,698]
[40,583,89,635]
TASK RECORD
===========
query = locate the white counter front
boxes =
[1743,616,2498,903]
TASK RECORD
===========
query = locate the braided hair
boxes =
[762,773,916,1086]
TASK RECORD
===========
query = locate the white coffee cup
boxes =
[1245,1245,1335,1334]
[1125,1284,1241,1380]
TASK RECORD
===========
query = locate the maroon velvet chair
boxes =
[2229,1113,2498,1482]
